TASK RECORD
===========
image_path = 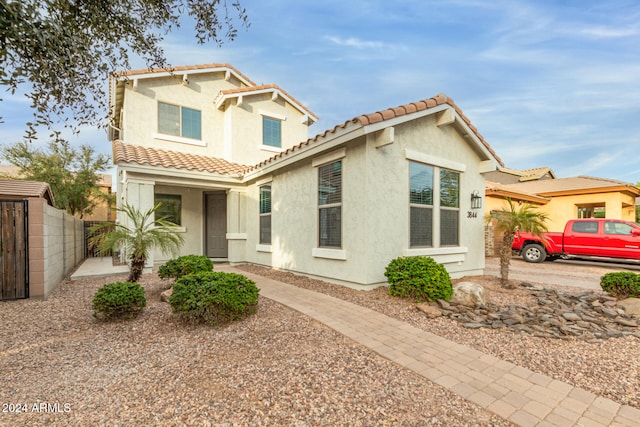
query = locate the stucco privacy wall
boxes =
[28,198,84,299]
[242,113,490,286]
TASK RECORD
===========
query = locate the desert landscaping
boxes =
[0,258,638,426]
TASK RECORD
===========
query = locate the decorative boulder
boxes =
[160,288,173,303]
[451,282,488,307]
[617,298,640,316]
[416,303,443,318]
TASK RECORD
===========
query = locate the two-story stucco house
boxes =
[109,63,502,288]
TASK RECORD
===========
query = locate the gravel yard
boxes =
[1,272,510,427]
[1,258,638,426]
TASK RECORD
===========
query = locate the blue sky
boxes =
[2,0,639,183]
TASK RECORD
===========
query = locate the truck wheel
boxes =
[522,243,547,263]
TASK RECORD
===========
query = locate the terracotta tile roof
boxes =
[114,63,256,86]
[248,93,504,172]
[499,166,556,182]
[0,179,55,205]
[112,141,249,176]
[215,84,319,122]
[485,180,550,204]
[499,176,640,196]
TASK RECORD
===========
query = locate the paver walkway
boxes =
[218,265,640,427]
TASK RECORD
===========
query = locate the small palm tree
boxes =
[486,198,548,288]
[89,203,185,282]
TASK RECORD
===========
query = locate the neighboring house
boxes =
[485,166,556,185]
[486,176,640,232]
[82,174,115,222]
[109,63,502,287]
[0,164,114,222]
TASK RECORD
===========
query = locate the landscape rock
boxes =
[423,285,640,341]
[617,298,640,315]
[160,288,173,303]
[450,282,488,307]
[416,303,443,318]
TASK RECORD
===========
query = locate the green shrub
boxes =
[600,272,640,299]
[169,271,260,325]
[158,255,214,280]
[92,282,146,320]
[384,256,453,302]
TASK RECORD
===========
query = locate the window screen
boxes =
[318,161,342,247]
[259,185,271,244]
[263,117,282,147]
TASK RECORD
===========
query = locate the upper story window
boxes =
[158,102,201,140]
[262,117,282,148]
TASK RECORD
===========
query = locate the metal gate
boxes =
[0,200,29,300]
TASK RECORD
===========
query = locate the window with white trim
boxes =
[409,161,460,247]
[409,162,433,247]
[318,161,342,248]
[158,101,201,140]
[439,169,460,246]
[262,117,281,147]
[154,194,182,225]
[259,185,271,244]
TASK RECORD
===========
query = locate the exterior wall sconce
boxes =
[471,190,482,209]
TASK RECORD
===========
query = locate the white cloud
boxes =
[325,35,400,50]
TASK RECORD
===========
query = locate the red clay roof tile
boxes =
[245,93,504,172]
[115,63,256,86]
[115,94,503,176]
[112,141,249,176]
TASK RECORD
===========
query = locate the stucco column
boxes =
[123,178,155,269]
[226,189,247,263]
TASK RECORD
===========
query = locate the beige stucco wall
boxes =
[225,94,311,166]
[121,73,237,159]
[242,113,492,287]
[120,73,311,167]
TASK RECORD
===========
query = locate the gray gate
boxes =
[0,200,29,300]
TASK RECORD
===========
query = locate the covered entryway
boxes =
[205,192,228,258]
[0,200,29,300]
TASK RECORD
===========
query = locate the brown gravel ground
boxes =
[237,264,640,412]
[0,272,512,427]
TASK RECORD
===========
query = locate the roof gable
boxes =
[214,84,318,124]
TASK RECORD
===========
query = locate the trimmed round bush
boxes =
[169,271,260,325]
[92,281,146,320]
[158,255,214,280]
[600,272,640,299]
[384,256,453,302]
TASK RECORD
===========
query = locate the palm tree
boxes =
[89,203,185,282]
[486,198,548,288]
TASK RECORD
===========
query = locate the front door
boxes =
[205,192,228,258]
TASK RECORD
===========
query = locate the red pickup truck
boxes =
[512,218,640,263]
